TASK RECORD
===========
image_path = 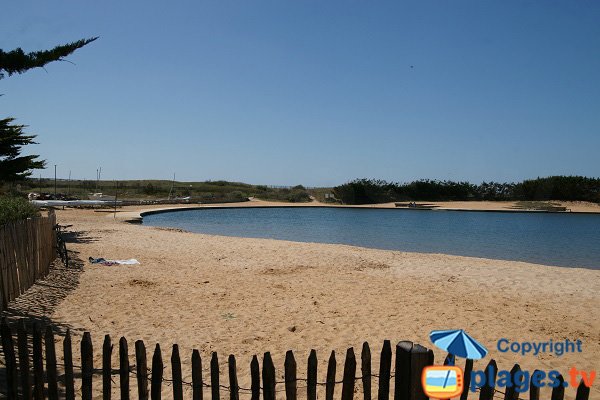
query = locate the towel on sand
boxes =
[89,257,140,266]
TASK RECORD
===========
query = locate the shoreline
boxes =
[112,199,600,224]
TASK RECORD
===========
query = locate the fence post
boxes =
[1,319,19,400]
[529,370,541,400]
[479,360,497,400]
[378,340,392,400]
[32,323,44,400]
[263,352,276,400]
[575,379,590,400]
[409,344,429,400]
[503,364,521,400]
[103,334,113,400]
[460,359,473,400]
[341,347,356,400]
[17,319,32,400]
[151,344,163,400]
[120,337,131,400]
[550,374,565,400]
[172,345,184,400]
[211,352,220,400]
[251,355,260,400]
[394,341,413,400]
[325,350,336,400]
[192,350,204,400]
[361,342,371,400]
[44,326,59,400]
[81,332,94,400]
[284,350,297,400]
[229,354,240,400]
[64,330,75,400]
[307,350,318,400]
[135,340,149,400]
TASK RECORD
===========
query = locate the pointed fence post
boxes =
[325,351,336,400]
[172,345,184,400]
[478,360,497,400]
[120,337,130,400]
[460,359,473,400]
[229,354,240,400]
[103,334,113,400]
[192,350,204,400]
[550,374,565,400]
[211,352,220,400]
[575,379,590,400]
[135,340,149,400]
[529,370,541,400]
[63,330,75,400]
[263,352,276,400]
[81,332,94,400]
[503,364,521,400]
[250,355,260,400]
[361,343,371,400]
[341,348,357,400]
[151,344,163,400]
[307,350,318,400]
[284,350,297,400]
[378,340,392,400]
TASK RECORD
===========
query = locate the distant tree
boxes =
[0,38,97,183]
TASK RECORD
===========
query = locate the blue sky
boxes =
[1,1,599,186]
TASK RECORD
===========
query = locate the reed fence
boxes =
[0,319,592,400]
[0,212,57,312]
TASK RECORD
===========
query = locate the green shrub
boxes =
[0,196,39,225]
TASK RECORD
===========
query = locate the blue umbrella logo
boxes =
[429,329,488,365]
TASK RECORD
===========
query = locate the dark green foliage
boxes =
[514,176,600,202]
[254,187,312,203]
[0,118,45,181]
[334,176,600,204]
[0,196,39,225]
[0,38,97,79]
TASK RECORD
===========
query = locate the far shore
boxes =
[108,199,600,223]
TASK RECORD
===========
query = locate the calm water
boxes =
[144,207,600,269]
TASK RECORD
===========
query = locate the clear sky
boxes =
[1,1,599,187]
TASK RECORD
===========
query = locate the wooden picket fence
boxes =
[0,319,592,400]
[0,212,57,312]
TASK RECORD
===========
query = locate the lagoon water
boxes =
[144,207,600,269]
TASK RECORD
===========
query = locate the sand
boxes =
[3,202,599,399]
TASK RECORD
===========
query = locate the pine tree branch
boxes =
[0,37,98,79]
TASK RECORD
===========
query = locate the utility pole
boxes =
[67,170,72,197]
[54,165,57,197]
[168,173,176,200]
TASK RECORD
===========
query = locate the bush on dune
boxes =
[0,196,39,225]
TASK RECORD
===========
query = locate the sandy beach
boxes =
[3,202,599,399]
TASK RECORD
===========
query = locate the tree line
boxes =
[333,176,600,204]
